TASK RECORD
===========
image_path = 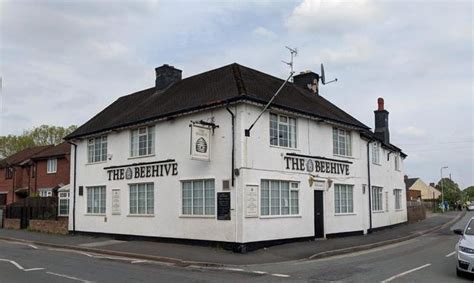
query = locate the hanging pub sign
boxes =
[190,124,211,161]
[284,153,352,176]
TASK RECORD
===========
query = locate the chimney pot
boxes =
[293,71,320,95]
[377,97,384,110]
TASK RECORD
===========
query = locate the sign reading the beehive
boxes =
[190,124,211,161]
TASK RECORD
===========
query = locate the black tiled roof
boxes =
[66,63,371,140]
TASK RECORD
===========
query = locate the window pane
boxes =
[204,180,215,215]
[289,118,297,148]
[182,181,192,215]
[290,190,299,214]
[130,186,137,214]
[335,185,341,213]
[261,181,269,215]
[281,181,289,215]
[279,124,289,147]
[270,181,280,215]
[147,184,154,214]
[270,114,278,146]
[193,181,204,215]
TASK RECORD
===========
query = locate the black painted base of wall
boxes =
[326,230,364,239]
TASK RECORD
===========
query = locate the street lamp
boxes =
[441,166,448,212]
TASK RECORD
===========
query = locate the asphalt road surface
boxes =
[0,212,472,283]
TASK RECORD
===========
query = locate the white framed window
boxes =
[58,192,70,216]
[39,189,52,197]
[270,113,297,148]
[395,155,400,171]
[182,179,215,216]
[47,158,57,173]
[261,180,299,216]
[129,183,154,215]
[372,186,383,212]
[372,143,380,164]
[333,128,352,156]
[88,136,108,163]
[335,184,354,214]
[394,189,402,210]
[87,186,106,214]
[131,126,155,157]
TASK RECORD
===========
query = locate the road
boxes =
[0,212,472,282]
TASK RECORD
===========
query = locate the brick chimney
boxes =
[293,71,320,95]
[430,182,435,187]
[155,64,182,90]
[374,97,390,144]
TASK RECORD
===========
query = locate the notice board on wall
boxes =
[217,192,231,220]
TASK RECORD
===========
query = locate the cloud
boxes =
[252,27,277,39]
[397,126,427,139]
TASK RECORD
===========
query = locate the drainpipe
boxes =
[226,106,235,187]
[67,141,77,233]
[367,140,373,233]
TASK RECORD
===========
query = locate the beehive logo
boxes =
[125,168,133,179]
[196,137,208,153]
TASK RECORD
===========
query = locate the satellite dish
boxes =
[320,63,338,85]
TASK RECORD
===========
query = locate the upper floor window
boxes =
[131,126,155,157]
[270,113,297,148]
[372,143,380,164]
[47,158,57,174]
[5,167,13,179]
[333,128,352,156]
[88,136,107,163]
[395,156,400,171]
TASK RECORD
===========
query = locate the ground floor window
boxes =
[39,189,52,197]
[58,192,69,216]
[261,180,299,216]
[87,186,106,214]
[129,183,154,215]
[372,186,383,212]
[182,179,215,216]
[0,193,6,205]
[334,184,354,214]
[394,189,402,210]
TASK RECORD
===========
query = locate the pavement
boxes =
[0,211,465,267]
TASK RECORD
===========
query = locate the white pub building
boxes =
[66,63,407,252]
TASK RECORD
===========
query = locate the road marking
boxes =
[445,251,456,257]
[131,260,148,264]
[271,273,290,278]
[222,267,245,272]
[381,263,432,282]
[46,271,93,283]
[79,240,126,247]
[28,244,39,249]
[0,259,44,272]
[252,270,267,275]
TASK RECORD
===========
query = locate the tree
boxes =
[0,125,77,158]
[436,178,462,207]
[463,186,474,202]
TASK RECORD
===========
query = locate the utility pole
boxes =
[441,166,448,212]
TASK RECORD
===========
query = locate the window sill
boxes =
[46,172,57,174]
[372,162,381,166]
[128,154,156,160]
[127,214,155,217]
[84,213,106,216]
[269,144,299,151]
[372,210,385,214]
[179,215,215,219]
[259,214,301,219]
[86,161,107,166]
[333,154,355,159]
[395,209,404,212]
[334,213,356,216]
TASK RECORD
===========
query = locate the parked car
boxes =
[467,204,474,211]
[454,218,474,276]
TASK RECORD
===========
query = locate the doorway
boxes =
[314,190,324,238]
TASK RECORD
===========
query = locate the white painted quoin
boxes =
[67,63,407,249]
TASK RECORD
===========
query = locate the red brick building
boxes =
[0,143,70,206]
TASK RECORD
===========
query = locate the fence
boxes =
[407,200,426,223]
[5,197,58,229]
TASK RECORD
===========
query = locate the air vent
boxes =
[222,180,230,190]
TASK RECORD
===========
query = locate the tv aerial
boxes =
[320,63,338,85]
[282,46,298,75]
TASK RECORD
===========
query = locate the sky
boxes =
[0,0,473,188]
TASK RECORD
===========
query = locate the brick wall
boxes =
[407,201,426,223]
[3,218,21,229]
[34,157,70,193]
[29,217,68,235]
[0,168,14,204]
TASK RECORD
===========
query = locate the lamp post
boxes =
[441,166,448,212]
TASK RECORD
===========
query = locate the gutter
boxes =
[67,141,78,233]
[226,106,235,187]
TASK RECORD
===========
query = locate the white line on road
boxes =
[46,271,93,283]
[445,251,456,257]
[252,270,267,275]
[131,260,148,264]
[271,273,290,278]
[381,263,432,282]
[28,244,38,250]
[0,259,44,272]
[222,267,245,272]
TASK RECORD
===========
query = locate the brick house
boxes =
[0,143,70,205]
